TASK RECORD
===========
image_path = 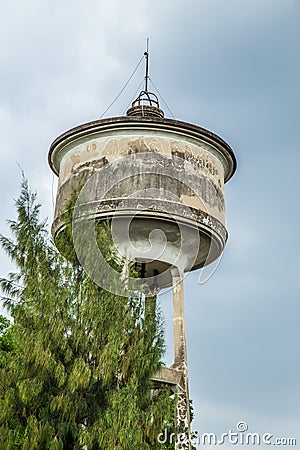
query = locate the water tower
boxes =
[48,50,236,449]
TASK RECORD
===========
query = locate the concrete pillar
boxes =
[171,267,191,450]
[172,267,187,367]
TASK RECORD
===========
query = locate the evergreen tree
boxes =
[0,315,13,352]
[0,178,174,449]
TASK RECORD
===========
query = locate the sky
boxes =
[1,0,300,447]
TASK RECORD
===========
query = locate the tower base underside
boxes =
[53,211,226,289]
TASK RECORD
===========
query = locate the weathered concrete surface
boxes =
[49,115,236,288]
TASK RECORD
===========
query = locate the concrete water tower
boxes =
[48,50,236,449]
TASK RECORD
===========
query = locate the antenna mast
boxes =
[127,39,164,117]
[144,38,149,92]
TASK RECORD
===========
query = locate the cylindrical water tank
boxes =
[49,104,236,289]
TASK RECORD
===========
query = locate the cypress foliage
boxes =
[0,178,174,449]
[0,315,13,353]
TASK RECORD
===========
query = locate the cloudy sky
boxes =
[1,0,299,446]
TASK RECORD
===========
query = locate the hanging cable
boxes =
[100,55,144,118]
[123,78,145,115]
[149,78,175,118]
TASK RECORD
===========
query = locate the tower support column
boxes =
[171,267,191,450]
